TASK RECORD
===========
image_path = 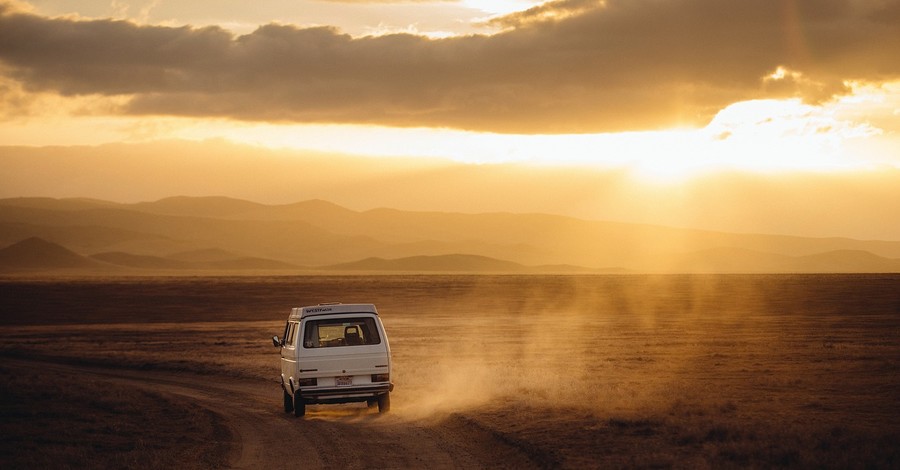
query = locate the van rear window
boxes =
[303,317,381,348]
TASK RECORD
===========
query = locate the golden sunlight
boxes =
[2,93,888,185]
[461,0,541,16]
[155,95,884,184]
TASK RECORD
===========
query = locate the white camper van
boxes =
[273,303,393,417]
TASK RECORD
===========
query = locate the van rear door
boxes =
[298,315,390,389]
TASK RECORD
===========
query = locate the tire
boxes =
[283,390,294,413]
[293,390,306,417]
[377,392,391,413]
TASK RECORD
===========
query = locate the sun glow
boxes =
[2,80,894,184]
[461,0,540,16]
[154,96,883,183]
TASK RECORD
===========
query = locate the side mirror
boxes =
[272,335,282,347]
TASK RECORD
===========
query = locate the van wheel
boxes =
[377,392,391,413]
[283,390,294,413]
[293,391,306,417]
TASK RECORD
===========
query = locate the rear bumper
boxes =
[299,383,393,399]
[297,383,393,405]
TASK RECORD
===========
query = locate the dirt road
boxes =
[6,359,541,469]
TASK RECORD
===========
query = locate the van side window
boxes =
[303,317,381,348]
[285,321,299,347]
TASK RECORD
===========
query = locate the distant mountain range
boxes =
[1,196,899,274]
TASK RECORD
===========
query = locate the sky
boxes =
[1,0,899,238]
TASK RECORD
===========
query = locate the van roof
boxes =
[289,303,378,320]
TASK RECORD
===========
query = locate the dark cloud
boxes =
[1,0,898,133]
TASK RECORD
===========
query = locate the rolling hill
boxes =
[0,237,102,269]
[326,254,528,272]
[0,237,297,273]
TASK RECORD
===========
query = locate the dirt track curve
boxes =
[9,359,542,469]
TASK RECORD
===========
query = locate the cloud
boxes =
[1,0,899,133]
[485,0,602,29]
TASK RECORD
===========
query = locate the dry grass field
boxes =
[0,361,230,469]
[1,274,898,468]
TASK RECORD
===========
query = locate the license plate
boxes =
[335,376,352,387]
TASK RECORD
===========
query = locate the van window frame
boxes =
[302,316,381,349]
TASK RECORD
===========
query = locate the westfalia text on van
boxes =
[273,303,393,417]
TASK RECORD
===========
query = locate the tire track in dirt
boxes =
[6,359,541,469]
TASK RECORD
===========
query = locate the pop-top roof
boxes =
[289,303,378,320]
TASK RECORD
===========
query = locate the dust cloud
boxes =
[384,275,788,420]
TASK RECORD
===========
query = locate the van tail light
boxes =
[371,373,390,383]
[297,378,317,386]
